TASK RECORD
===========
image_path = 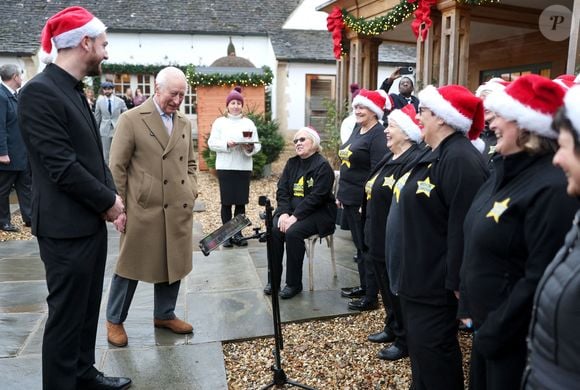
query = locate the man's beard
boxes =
[86,52,102,77]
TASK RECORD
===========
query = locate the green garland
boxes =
[101,63,189,75]
[342,0,499,36]
[186,65,273,87]
[98,63,273,87]
[342,0,418,36]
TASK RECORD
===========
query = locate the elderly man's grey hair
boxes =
[155,66,187,90]
[0,64,21,82]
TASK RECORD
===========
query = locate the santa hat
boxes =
[297,126,321,147]
[226,86,244,106]
[377,89,395,112]
[350,83,361,99]
[552,74,576,91]
[418,84,484,140]
[40,6,107,64]
[388,104,422,143]
[352,89,387,119]
[564,85,580,137]
[475,77,510,97]
[484,74,564,139]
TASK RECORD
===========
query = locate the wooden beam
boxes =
[470,4,540,30]
[567,0,580,73]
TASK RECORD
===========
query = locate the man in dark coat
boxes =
[17,6,130,390]
[0,64,31,231]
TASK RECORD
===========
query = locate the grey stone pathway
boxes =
[0,219,359,389]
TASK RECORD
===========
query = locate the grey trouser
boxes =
[106,274,181,324]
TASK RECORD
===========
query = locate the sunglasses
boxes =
[293,137,307,144]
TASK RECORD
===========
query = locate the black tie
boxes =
[108,99,112,114]
[13,92,18,100]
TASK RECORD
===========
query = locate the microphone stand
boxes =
[259,196,315,390]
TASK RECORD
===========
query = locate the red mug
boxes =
[242,131,253,139]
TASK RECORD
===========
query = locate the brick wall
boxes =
[196,85,265,170]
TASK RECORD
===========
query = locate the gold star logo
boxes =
[365,173,379,200]
[307,177,314,188]
[416,177,435,197]
[338,144,353,168]
[393,172,411,202]
[383,174,395,190]
[486,198,510,223]
[293,176,304,197]
[488,145,496,155]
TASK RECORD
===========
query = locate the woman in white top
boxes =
[208,86,261,247]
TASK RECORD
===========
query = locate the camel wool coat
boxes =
[109,97,198,284]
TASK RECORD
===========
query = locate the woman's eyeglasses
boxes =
[293,137,307,144]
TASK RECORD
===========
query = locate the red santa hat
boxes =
[40,6,107,64]
[552,74,576,91]
[352,89,387,119]
[564,85,580,137]
[475,77,510,98]
[388,104,422,143]
[418,84,484,140]
[484,74,564,139]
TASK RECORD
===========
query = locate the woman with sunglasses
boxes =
[337,89,390,310]
[263,127,337,299]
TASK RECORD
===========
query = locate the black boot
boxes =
[222,238,233,248]
[232,233,248,247]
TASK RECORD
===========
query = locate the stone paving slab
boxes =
[0,281,47,314]
[186,289,273,344]
[99,343,227,390]
[0,313,44,358]
[187,250,262,293]
[0,256,45,282]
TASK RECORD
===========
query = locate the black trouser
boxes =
[342,204,366,288]
[0,167,32,225]
[270,214,318,288]
[371,258,406,349]
[401,297,464,390]
[221,204,246,225]
[469,331,526,390]
[38,224,107,390]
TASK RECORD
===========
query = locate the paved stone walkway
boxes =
[0,221,359,389]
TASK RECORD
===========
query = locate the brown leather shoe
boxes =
[106,321,128,347]
[154,317,193,334]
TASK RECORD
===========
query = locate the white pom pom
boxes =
[39,50,54,64]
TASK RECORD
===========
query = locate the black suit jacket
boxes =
[18,64,116,238]
[0,84,28,171]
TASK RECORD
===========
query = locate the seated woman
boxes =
[264,127,337,299]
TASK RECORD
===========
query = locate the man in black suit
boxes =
[380,67,420,111]
[0,64,32,232]
[18,6,131,390]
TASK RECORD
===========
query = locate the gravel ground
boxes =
[2,144,474,389]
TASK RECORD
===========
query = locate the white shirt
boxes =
[208,114,262,171]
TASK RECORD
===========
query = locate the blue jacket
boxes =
[0,83,28,171]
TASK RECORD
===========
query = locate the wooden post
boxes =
[437,2,471,86]
[567,0,580,74]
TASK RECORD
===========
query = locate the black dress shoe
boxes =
[377,343,409,361]
[348,297,378,311]
[1,223,19,232]
[23,221,31,227]
[77,372,132,389]
[263,283,272,295]
[340,286,359,293]
[231,233,248,247]
[222,239,233,248]
[341,286,365,298]
[368,329,396,343]
[279,285,302,299]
